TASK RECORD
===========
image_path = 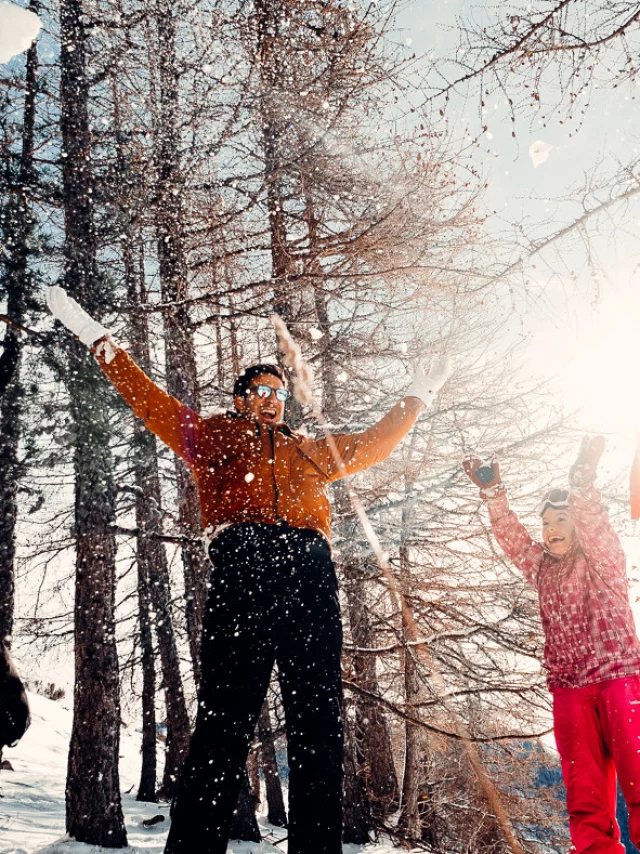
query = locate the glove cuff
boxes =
[93,335,121,365]
[405,382,438,406]
[480,484,505,501]
[569,473,595,490]
[77,319,110,348]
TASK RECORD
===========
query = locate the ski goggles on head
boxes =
[538,488,569,517]
[249,384,290,402]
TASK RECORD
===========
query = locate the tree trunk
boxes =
[397,540,421,841]
[314,256,378,835]
[248,747,261,805]
[258,699,287,827]
[64,348,127,847]
[230,769,261,842]
[153,0,208,682]
[133,420,192,800]
[0,0,38,640]
[125,238,191,800]
[330,481,385,838]
[136,549,157,803]
[59,0,126,842]
[342,705,372,845]
[255,0,307,426]
[111,59,192,798]
[148,512,192,799]
[343,559,399,819]
[111,98,156,807]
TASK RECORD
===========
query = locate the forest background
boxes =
[2,0,640,851]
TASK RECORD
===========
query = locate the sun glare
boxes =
[528,281,640,436]
[564,291,640,434]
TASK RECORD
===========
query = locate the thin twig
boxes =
[272,315,526,854]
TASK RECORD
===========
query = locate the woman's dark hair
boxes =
[233,363,287,398]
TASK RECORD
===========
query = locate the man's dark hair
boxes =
[233,363,287,398]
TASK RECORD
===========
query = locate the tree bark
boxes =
[397,539,422,841]
[342,705,372,845]
[110,85,157,808]
[152,0,208,682]
[343,559,399,819]
[64,350,127,846]
[0,0,39,640]
[110,61,192,800]
[125,240,191,800]
[248,747,261,805]
[313,262,380,835]
[59,0,126,842]
[147,498,192,800]
[229,769,261,842]
[255,0,307,426]
[136,548,157,803]
[258,699,287,827]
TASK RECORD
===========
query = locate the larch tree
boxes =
[148,0,209,684]
[0,0,40,642]
[57,0,127,841]
[0,0,594,850]
[104,18,192,797]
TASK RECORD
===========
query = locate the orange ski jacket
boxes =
[94,345,424,542]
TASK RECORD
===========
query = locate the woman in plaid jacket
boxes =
[465,438,640,854]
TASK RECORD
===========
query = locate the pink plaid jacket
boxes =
[486,486,640,689]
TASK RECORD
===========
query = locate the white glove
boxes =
[46,286,110,348]
[406,357,451,405]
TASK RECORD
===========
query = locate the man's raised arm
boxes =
[304,359,450,480]
[46,286,205,468]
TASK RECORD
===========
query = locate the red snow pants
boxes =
[553,676,640,853]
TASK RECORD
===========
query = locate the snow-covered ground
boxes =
[0,693,407,854]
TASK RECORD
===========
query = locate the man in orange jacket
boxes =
[46,286,450,854]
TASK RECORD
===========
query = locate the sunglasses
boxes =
[249,384,290,402]
[538,488,569,517]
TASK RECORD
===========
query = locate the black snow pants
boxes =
[164,522,344,854]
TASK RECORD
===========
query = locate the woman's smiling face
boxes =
[541,506,576,556]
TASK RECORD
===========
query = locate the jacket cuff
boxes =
[569,484,602,513]
[93,335,124,366]
[401,395,427,413]
[485,488,510,523]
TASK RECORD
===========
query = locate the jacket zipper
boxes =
[257,421,282,523]
[269,428,281,521]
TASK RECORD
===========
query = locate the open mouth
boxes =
[260,407,278,422]
[548,535,565,545]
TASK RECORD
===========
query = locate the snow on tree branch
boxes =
[0,2,41,64]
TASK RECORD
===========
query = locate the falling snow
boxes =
[0,695,412,853]
[529,140,553,168]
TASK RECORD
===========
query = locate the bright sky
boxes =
[397,1,640,447]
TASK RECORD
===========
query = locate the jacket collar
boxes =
[542,539,581,563]
[225,410,297,438]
